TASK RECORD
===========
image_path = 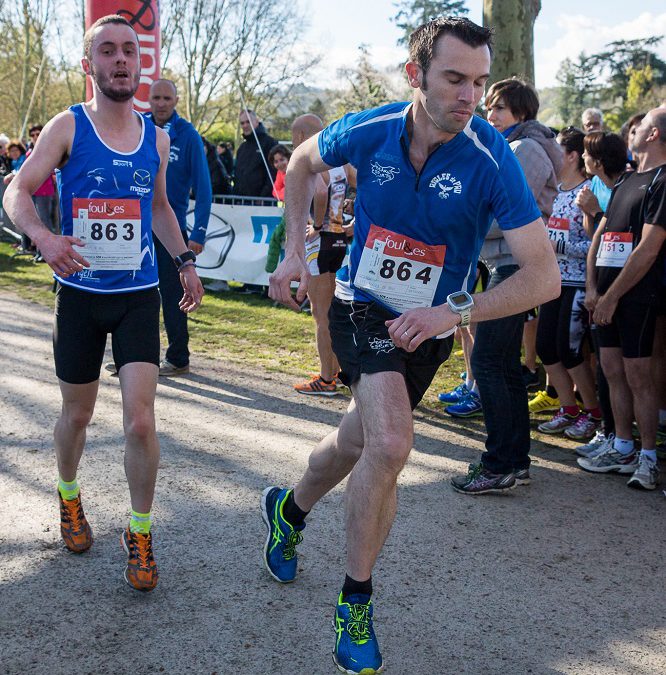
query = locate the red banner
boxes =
[84,0,160,111]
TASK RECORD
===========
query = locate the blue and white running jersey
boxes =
[319,102,541,313]
[56,103,161,293]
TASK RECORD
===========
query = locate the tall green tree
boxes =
[555,53,601,126]
[392,0,468,46]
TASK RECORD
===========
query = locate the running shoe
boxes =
[575,431,610,458]
[564,412,601,441]
[521,365,540,391]
[261,487,305,583]
[528,390,560,414]
[294,374,338,397]
[577,446,638,474]
[121,528,158,592]
[445,391,483,418]
[333,593,383,674]
[159,359,189,376]
[453,348,464,357]
[514,468,531,485]
[451,463,516,494]
[438,382,470,404]
[626,454,659,490]
[537,408,579,435]
[59,492,93,553]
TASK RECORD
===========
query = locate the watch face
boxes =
[449,292,471,306]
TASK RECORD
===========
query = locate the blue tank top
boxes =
[56,103,161,293]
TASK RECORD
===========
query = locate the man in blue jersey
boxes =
[146,79,212,376]
[263,17,560,673]
[3,15,204,593]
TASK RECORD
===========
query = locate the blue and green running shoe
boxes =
[438,382,470,404]
[333,593,384,674]
[261,487,304,583]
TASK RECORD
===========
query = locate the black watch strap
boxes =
[174,250,196,267]
[593,211,604,226]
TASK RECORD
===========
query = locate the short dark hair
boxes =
[408,17,493,87]
[584,131,627,177]
[268,144,292,165]
[486,78,539,121]
[8,139,26,155]
[620,113,645,143]
[28,124,43,135]
[558,127,586,172]
[83,15,137,62]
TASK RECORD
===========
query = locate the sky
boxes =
[304,0,666,89]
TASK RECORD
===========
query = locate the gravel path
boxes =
[0,291,664,675]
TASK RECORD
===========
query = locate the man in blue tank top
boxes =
[263,18,560,673]
[3,15,204,593]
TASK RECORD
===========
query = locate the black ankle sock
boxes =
[546,384,558,398]
[283,490,309,526]
[342,574,372,600]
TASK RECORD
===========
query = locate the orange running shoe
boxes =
[293,374,338,397]
[59,492,93,553]
[121,528,158,592]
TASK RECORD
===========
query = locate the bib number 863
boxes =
[379,259,431,284]
[90,222,135,241]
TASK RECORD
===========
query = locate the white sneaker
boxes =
[627,454,659,490]
[575,431,608,458]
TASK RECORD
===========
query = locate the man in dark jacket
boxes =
[234,109,277,197]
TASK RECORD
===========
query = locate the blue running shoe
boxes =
[261,487,305,583]
[333,593,383,674]
[445,391,483,418]
[438,382,469,404]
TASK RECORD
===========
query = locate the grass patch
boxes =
[0,241,465,406]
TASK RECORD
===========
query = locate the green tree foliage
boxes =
[392,0,468,46]
[555,53,602,127]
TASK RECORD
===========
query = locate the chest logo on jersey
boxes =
[371,161,400,185]
[130,169,152,194]
[429,172,462,199]
[169,145,180,163]
[113,159,133,168]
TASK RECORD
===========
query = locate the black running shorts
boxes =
[595,297,657,359]
[306,232,347,276]
[328,297,453,409]
[53,284,160,384]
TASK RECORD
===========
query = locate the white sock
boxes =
[465,378,475,390]
[640,449,657,463]
[613,437,634,455]
[471,383,479,395]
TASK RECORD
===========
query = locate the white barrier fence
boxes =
[186,199,283,285]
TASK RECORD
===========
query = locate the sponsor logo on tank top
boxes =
[130,168,152,194]
[113,159,133,167]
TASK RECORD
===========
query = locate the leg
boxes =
[344,371,413,581]
[308,272,339,381]
[599,348,633,440]
[54,380,99,481]
[155,233,190,368]
[119,363,160,513]
[522,314,538,371]
[624,357,658,449]
[293,398,364,511]
[543,363,575,406]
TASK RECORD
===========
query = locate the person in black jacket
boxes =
[234,109,277,197]
[203,137,230,196]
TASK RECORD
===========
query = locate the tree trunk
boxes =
[483,0,541,86]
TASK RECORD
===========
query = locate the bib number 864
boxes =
[90,222,135,241]
[379,259,431,284]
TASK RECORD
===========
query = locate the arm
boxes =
[3,112,90,277]
[268,134,333,310]
[387,218,561,351]
[187,132,212,253]
[152,128,204,312]
[307,173,329,241]
[584,219,605,311]
[593,223,666,325]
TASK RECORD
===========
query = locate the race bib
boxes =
[596,232,633,268]
[354,224,445,313]
[72,198,142,270]
[547,216,569,255]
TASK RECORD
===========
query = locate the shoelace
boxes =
[62,499,86,532]
[127,532,153,568]
[282,530,303,560]
[346,603,372,643]
[466,463,483,480]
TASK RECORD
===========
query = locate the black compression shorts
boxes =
[53,284,160,384]
[328,297,453,409]
[595,297,657,359]
[306,232,347,276]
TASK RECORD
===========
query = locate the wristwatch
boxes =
[174,250,196,268]
[446,291,474,328]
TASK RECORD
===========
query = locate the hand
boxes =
[385,305,459,352]
[584,286,599,313]
[188,240,203,255]
[269,252,310,311]
[305,224,320,243]
[3,173,14,185]
[575,187,600,216]
[592,293,617,327]
[36,231,90,277]
[178,265,204,313]
[342,218,355,238]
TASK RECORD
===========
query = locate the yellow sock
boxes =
[58,477,79,501]
[129,510,151,534]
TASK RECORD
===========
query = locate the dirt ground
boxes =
[0,291,664,675]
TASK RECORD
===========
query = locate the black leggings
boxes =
[536,286,589,370]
